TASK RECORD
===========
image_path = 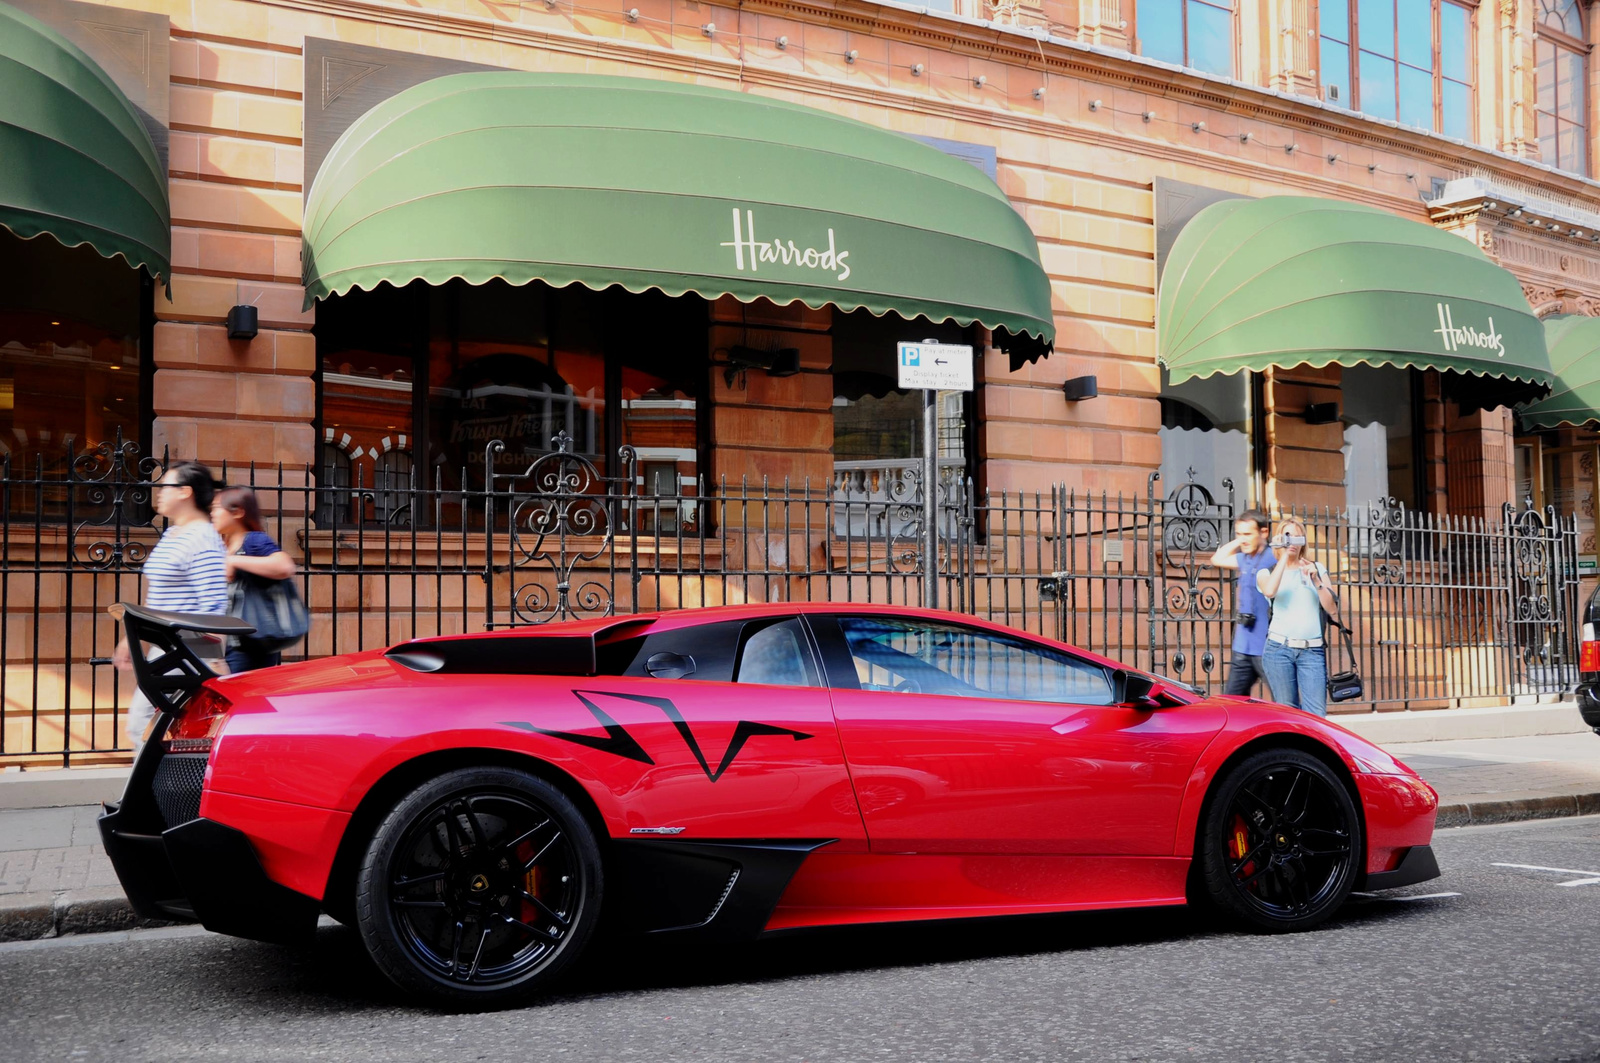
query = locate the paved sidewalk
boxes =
[2,728,1598,942]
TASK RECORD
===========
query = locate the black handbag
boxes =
[1325,615,1364,703]
[229,571,309,653]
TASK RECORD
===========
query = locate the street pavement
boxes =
[2,728,1599,941]
[1,814,1597,1063]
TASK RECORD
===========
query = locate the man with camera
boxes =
[1210,510,1276,698]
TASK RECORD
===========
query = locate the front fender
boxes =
[1171,706,1426,860]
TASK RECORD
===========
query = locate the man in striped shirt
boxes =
[112,460,229,751]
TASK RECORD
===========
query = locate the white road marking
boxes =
[1352,891,1461,901]
[1492,862,1600,887]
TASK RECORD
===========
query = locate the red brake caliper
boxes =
[519,840,541,924]
[1229,814,1255,882]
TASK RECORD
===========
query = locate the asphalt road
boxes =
[4,816,1599,1063]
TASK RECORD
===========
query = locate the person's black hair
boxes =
[1237,509,1270,532]
[165,459,217,511]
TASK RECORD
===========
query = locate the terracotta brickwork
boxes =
[53,0,1600,510]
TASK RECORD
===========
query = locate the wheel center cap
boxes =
[469,874,490,893]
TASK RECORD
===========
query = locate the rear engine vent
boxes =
[153,753,208,829]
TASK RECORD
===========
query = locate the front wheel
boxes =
[354,767,603,1008]
[1199,748,1361,933]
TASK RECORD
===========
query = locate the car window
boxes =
[836,616,1114,705]
[735,618,821,688]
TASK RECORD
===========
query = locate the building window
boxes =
[0,229,146,485]
[1320,0,1474,140]
[1536,0,1588,175]
[315,280,706,529]
[1158,369,1255,504]
[1136,0,1236,77]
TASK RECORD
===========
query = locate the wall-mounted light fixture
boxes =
[724,345,801,386]
[845,49,858,63]
[226,305,258,341]
[1061,376,1099,402]
[1033,86,1046,100]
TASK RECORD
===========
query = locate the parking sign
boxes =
[896,342,974,391]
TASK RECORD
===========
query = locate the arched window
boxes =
[373,448,414,526]
[1536,0,1588,175]
[315,444,352,528]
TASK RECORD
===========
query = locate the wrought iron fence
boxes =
[0,434,1580,766]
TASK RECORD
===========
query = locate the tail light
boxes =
[164,686,233,753]
[1583,624,1600,674]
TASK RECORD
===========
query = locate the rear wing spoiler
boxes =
[111,603,255,716]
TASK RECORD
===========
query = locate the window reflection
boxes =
[315,280,705,530]
[0,229,142,491]
[1323,0,1476,138]
[1135,0,1234,76]
[1158,369,1252,502]
[1534,0,1588,176]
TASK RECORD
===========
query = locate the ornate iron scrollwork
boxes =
[489,432,622,626]
[68,429,163,569]
[1158,468,1225,622]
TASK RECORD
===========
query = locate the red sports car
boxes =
[102,601,1439,1007]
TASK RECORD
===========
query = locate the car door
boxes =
[555,615,865,843]
[809,614,1227,856]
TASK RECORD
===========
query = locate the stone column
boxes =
[1267,0,1318,97]
[1078,0,1129,50]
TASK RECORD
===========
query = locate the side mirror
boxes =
[1112,669,1158,707]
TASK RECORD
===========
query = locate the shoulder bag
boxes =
[229,571,309,653]
[1324,615,1364,703]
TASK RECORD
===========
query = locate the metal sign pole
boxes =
[923,388,939,611]
[896,338,973,614]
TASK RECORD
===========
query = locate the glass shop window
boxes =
[1158,369,1254,504]
[830,310,974,538]
[0,229,144,493]
[1342,364,1420,537]
[315,280,705,529]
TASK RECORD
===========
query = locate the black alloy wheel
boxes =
[1199,747,1362,932]
[355,767,602,1007]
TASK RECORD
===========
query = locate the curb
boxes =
[1434,791,1600,829]
[5,793,1598,942]
[0,887,172,944]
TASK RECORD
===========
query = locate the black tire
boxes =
[1199,747,1362,933]
[354,766,602,1008]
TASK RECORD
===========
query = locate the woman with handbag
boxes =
[1256,518,1344,717]
[211,486,303,672]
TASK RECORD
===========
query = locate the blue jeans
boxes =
[1261,641,1327,717]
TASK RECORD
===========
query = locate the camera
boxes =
[1271,533,1306,548]
[1237,612,1258,627]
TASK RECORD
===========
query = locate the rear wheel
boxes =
[1199,748,1361,933]
[354,767,602,1007]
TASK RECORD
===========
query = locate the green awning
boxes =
[302,72,1054,356]
[0,2,169,282]
[1518,316,1600,430]
[1158,196,1549,390]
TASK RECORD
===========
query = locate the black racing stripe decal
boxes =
[503,689,812,781]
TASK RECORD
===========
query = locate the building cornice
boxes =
[264,0,1600,212]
